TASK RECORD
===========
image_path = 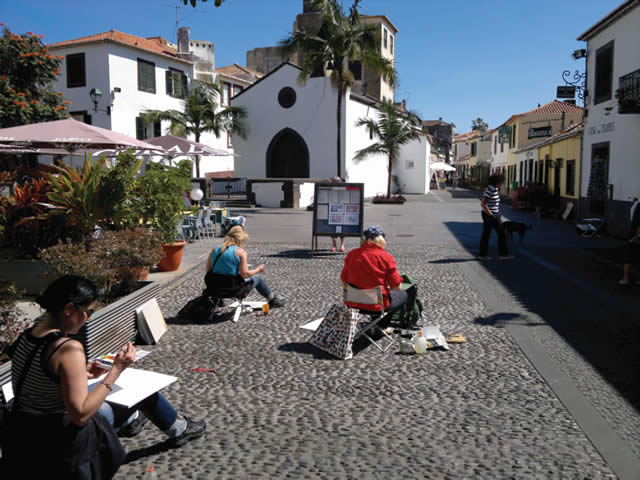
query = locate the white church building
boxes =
[231,63,430,207]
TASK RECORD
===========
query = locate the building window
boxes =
[471,142,477,156]
[566,160,576,196]
[66,53,86,88]
[389,35,394,54]
[594,41,614,105]
[232,84,243,97]
[222,82,231,106]
[137,58,156,94]
[135,117,145,140]
[153,121,161,138]
[69,110,91,124]
[406,160,415,169]
[493,136,497,154]
[500,142,504,153]
[510,125,517,148]
[166,68,187,98]
[348,60,362,81]
[383,29,388,49]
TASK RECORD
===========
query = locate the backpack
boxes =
[388,274,424,327]
[176,295,218,322]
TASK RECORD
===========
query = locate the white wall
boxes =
[252,182,284,207]
[299,182,315,208]
[489,130,509,168]
[394,137,429,194]
[232,64,341,179]
[344,97,388,197]
[581,6,640,202]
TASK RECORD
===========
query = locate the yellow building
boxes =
[514,123,583,212]
[502,101,583,196]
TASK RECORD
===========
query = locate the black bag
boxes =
[388,274,423,327]
[177,294,217,321]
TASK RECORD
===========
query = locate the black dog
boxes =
[502,221,532,241]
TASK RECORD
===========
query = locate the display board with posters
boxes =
[312,182,364,251]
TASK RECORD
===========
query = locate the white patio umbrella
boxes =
[430,161,456,172]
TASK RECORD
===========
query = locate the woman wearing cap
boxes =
[340,226,408,313]
[4,275,206,476]
[207,225,285,308]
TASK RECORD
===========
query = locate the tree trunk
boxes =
[195,133,201,178]
[387,155,393,198]
[336,75,343,179]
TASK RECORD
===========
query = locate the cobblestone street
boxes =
[113,191,639,479]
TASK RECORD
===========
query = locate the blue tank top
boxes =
[211,245,240,275]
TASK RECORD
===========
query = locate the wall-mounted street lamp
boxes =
[571,49,587,60]
[89,87,120,115]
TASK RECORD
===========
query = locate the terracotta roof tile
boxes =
[215,63,263,83]
[48,30,191,64]
[521,100,583,116]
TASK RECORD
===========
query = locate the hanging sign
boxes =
[556,86,576,99]
[528,126,552,139]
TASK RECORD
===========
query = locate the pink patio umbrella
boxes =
[145,135,232,157]
[0,118,165,156]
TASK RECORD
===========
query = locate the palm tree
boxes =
[282,0,396,178]
[141,81,247,178]
[354,100,422,198]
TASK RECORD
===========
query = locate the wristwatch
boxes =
[100,380,113,391]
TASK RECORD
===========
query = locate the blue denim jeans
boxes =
[97,392,177,432]
[247,274,273,300]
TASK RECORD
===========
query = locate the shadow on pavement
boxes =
[267,249,342,259]
[449,190,481,199]
[445,221,640,411]
[474,312,545,327]
[278,342,341,360]
[123,440,175,464]
[429,258,478,264]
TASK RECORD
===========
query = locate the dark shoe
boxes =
[118,411,149,438]
[170,416,206,448]
[268,296,285,308]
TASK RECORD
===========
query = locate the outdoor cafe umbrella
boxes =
[145,135,232,157]
[430,161,456,172]
[0,118,165,159]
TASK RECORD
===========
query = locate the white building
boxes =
[231,63,428,207]
[47,28,243,178]
[577,0,640,236]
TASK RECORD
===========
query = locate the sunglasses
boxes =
[75,304,96,317]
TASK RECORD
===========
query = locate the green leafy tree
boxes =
[354,100,422,198]
[141,81,247,178]
[282,0,396,178]
[0,27,70,127]
[471,117,488,135]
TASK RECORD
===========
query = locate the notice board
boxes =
[312,182,364,250]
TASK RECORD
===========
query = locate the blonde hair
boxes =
[361,235,386,248]
[220,225,248,252]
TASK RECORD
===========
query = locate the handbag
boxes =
[309,304,358,360]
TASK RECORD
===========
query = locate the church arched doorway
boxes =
[266,128,310,178]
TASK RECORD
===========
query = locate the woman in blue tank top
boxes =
[206,225,285,307]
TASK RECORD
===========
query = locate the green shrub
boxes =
[0,278,31,361]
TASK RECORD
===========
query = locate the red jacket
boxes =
[340,243,403,311]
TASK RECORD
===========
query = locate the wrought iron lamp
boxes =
[89,88,114,115]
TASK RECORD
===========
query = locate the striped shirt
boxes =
[483,185,500,214]
[11,329,68,415]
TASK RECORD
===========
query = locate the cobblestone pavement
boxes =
[115,242,616,479]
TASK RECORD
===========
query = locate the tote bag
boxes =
[309,304,358,360]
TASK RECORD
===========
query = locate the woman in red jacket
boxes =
[340,226,408,313]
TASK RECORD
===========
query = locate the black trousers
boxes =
[480,211,509,257]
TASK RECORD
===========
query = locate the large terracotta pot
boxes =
[157,241,187,272]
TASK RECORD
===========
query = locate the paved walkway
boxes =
[114,190,639,479]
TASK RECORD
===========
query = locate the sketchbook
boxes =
[136,298,168,345]
[88,368,177,408]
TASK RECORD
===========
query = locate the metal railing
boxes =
[617,69,640,114]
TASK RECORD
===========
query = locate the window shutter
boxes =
[136,117,145,140]
[181,73,188,98]
[154,121,161,137]
[166,70,172,96]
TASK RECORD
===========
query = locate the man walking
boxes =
[479,174,513,260]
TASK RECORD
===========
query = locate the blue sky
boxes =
[2,0,623,133]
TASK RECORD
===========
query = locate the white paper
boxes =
[317,189,329,204]
[329,203,344,214]
[88,368,177,408]
[228,300,265,309]
[345,204,359,214]
[299,318,324,331]
[329,190,340,203]
[339,190,350,203]
[350,190,360,203]
[136,298,168,345]
[317,204,328,220]
[2,382,14,402]
[343,214,359,225]
[335,225,342,233]
[328,213,344,225]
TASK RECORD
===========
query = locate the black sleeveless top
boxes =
[10,328,74,415]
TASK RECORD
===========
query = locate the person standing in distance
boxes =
[479,174,513,260]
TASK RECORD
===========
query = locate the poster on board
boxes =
[312,183,364,246]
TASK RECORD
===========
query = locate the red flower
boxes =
[16,92,25,96]
[64,100,72,105]
[31,100,39,104]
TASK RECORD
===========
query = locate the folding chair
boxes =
[576,217,604,237]
[202,207,217,238]
[343,283,395,352]
[204,271,254,323]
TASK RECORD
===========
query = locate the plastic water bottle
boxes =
[414,331,427,354]
[144,465,158,479]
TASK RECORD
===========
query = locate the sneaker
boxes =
[268,296,285,308]
[477,255,489,261]
[118,411,149,438]
[170,416,206,448]
[331,247,337,252]
[499,255,515,260]
[340,246,345,252]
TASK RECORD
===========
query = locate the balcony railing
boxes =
[616,69,640,114]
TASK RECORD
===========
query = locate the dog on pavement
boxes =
[502,221,532,241]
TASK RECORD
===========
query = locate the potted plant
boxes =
[135,160,192,272]
[96,228,164,281]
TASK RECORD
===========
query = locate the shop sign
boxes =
[528,126,552,139]
[557,86,576,99]
[587,122,615,136]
